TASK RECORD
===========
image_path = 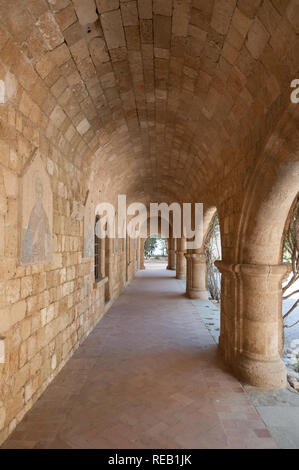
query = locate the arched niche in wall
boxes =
[19,150,53,265]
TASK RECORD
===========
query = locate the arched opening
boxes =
[183,207,222,344]
[222,114,299,389]
[205,212,222,303]
[94,215,103,283]
[191,210,222,345]
[104,236,110,304]
[281,194,299,385]
[144,235,168,270]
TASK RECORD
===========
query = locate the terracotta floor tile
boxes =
[2,269,276,449]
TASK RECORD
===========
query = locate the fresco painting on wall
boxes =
[20,152,53,265]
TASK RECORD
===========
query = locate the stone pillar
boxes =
[185,252,209,299]
[176,238,186,280]
[215,261,287,389]
[167,238,176,270]
[140,238,145,270]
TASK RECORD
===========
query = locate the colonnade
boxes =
[139,233,287,389]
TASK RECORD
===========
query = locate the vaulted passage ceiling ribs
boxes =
[0,0,298,203]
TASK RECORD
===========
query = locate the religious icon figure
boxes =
[21,176,52,264]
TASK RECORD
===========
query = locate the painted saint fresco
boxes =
[21,153,53,265]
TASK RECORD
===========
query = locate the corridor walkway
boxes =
[2,269,276,449]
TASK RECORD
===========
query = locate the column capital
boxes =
[185,253,206,263]
[215,261,288,279]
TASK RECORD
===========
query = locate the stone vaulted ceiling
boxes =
[1,0,298,204]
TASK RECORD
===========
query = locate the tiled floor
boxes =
[2,269,276,449]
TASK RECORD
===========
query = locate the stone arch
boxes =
[203,206,222,302]
[140,214,172,268]
[237,106,299,266]
[216,106,299,389]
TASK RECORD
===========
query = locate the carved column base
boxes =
[234,353,286,389]
[188,288,209,300]
[176,272,186,280]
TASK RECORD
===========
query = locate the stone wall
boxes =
[0,42,138,442]
[0,142,138,443]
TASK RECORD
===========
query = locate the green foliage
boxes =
[144,236,167,258]
[144,237,158,258]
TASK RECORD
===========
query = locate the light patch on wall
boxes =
[5,72,17,101]
[0,81,4,103]
[0,72,17,104]
[0,405,5,429]
[0,337,5,363]
[51,354,57,370]
[76,118,90,135]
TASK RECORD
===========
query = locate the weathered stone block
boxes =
[246,18,269,60]
[96,0,119,14]
[3,169,18,199]
[37,12,64,50]
[55,5,77,31]
[0,309,10,334]
[153,0,172,16]
[11,301,27,326]
[121,1,139,26]
[211,0,236,35]
[100,9,126,49]
[73,0,98,25]
[286,0,299,33]
[154,15,171,49]
[172,0,190,37]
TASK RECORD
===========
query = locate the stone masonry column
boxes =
[185,252,209,299]
[176,238,186,280]
[167,238,176,270]
[140,238,145,270]
[215,261,287,389]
